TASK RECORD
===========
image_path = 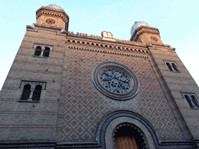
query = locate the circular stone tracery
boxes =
[92,62,139,100]
[46,18,55,24]
[100,68,131,94]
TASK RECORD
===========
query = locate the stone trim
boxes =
[66,39,149,54]
[0,141,56,148]
[68,31,141,45]
[91,62,140,100]
[36,7,69,23]
[163,60,180,73]
[131,26,160,41]
[96,110,198,149]
[68,45,149,58]
[0,110,199,148]
[18,80,47,103]
[181,92,199,109]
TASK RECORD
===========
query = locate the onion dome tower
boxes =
[36,4,69,31]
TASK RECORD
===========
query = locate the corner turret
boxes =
[36,4,69,31]
[130,21,163,45]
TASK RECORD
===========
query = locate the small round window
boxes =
[46,18,55,24]
[92,62,139,100]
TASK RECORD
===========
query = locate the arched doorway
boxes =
[113,123,147,149]
[98,111,158,149]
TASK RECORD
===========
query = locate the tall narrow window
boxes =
[34,46,42,56]
[20,84,31,100]
[32,85,42,101]
[43,47,50,57]
[191,95,199,107]
[185,95,195,107]
[172,63,178,72]
[166,62,173,71]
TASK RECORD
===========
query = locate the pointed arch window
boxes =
[20,84,31,100]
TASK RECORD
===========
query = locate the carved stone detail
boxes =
[46,18,55,24]
[99,68,131,94]
[151,36,158,42]
[92,62,139,100]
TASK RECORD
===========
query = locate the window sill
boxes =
[18,100,39,103]
[191,107,199,110]
[169,70,181,73]
[33,55,49,58]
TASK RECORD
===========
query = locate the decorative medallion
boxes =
[92,62,139,100]
[150,36,158,42]
[46,18,55,24]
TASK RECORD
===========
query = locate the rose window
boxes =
[92,62,139,100]
[100,69,130,94]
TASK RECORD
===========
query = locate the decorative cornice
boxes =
[0,139,198,148]
[26,24,174,51]
[36,7,69,23]
[67,31,143,46]
[131,26,160,41]
[68,45,149,59]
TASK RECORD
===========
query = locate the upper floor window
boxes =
[181,92,199,109]
[34,46,42,56]
[166,62,172,71]
[32,85,42,101]
[33,44,53,58]
[164,61,180,73]
[43,47,50,57]
[20,84,31,100]
[18,80,46,103]
[172,63,179,72]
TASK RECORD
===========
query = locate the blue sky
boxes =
[0,0,199,89]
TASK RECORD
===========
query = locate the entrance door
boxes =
[114,136,138,149]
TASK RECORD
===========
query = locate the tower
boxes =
[0,5,199,149]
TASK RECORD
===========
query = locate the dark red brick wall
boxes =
[56,43,187,142]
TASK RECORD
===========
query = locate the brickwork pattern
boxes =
[0,30,66,141]
[56,46,186,142]
[150,49,199,139]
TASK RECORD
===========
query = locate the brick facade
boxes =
[0,4,199,149]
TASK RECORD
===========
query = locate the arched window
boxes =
[20,84,31,100]
[32,85,42,101]
[185,95,195,107]
[172,63,178,72]
[166,62,173,71]
[43,47,50,57]
[34,46,41,56]
[191,95,199,107]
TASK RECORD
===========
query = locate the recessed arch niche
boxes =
[96,110,160,149]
